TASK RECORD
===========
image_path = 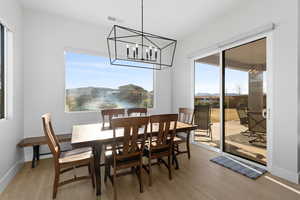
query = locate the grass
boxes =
[211,108,239,123]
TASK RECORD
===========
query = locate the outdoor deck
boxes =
[193,120,267,165]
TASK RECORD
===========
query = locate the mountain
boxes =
[195,92,219,97]
[66,87,117,98]
[195,92,241,96]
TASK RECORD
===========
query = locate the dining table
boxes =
[71,121,198,196]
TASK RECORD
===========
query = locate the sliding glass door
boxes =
[194,53,220,149]
[194,37,267,165]
[223,38,267,165]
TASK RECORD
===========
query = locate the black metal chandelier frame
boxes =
[107,0,177,70]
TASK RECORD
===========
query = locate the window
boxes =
[65,52,154,112]
[0,24,5,119]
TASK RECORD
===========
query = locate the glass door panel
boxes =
[194,53,220,149]
[223,38,267,165]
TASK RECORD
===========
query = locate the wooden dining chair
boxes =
[104,116,149,200]
[193,105,212,139]
[143,114,178,186]
[101,109,125,129]
[42,113,95,199]
[127,108,147,116]
[174,108,194,160]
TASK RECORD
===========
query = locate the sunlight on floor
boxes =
[265,176,300,195]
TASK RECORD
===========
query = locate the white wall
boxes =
[0,0,24,193]
[23,9,172,161]
[172,0,300,183]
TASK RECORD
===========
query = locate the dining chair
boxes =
[104,116,149,200]
[42,113,95,199]
[193,105,212,140]
[101,108,125,129]
[127,108,147,116]
[174,107,194,160]
[236,106,251,136]
[248,111,266,144]
[143,114,178,186]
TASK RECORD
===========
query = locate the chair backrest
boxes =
[236,107,248,125]
[178,108,194,124]
[42,113,61,160]
[248,111,266,133]
[101,109,125,129]
[149,114,178,151]
[194,105,211,130]
[111,116,149,162]
[127,108,147,116]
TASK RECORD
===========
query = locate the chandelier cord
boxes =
[141,0,144,59]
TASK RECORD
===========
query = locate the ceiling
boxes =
[196,38,266,71]
[18,0,251,39]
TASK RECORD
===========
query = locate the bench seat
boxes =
[18,133,72,168]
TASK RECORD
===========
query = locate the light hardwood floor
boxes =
[1,145,299,200]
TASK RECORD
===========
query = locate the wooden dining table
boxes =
[71,121,198,196]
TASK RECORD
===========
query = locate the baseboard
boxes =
[270,165,299,184]
[0,160,24,193]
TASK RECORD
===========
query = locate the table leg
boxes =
[93,143,102,196]
[186,131,191,159]
[31,145,40,168]
[36,145,40,160]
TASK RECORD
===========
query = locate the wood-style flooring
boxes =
[1,145,299,200]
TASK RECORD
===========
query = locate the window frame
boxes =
[63,49,156,113]
[0,23,5,119]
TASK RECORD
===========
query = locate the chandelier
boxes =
[107,0,177,70]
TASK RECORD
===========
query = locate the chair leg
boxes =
[172,145,177,165]
[89,161,95,188]
[104,161,108,183]
[108,165,111,182]
[148,158,152,186]
[131,167,135,173]
[137,164,143,193]
[157,158,161,166]
[168,155,172,180]
[172,147,179,170]
[172,153,175,165]
[53,166,60,199]
[113,167,117,200]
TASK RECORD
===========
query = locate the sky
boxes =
[65,52,265,95]
[65,52,153,91]
[195,62,249,95]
